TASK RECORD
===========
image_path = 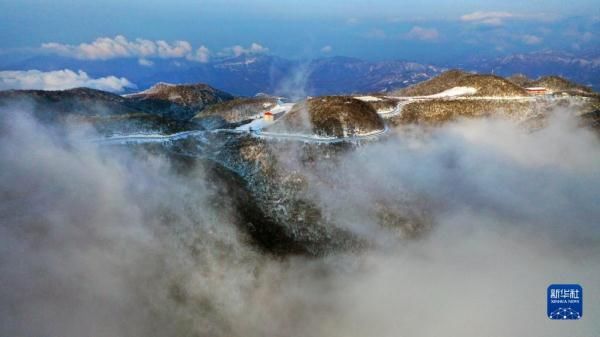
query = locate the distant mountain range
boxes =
[6,50,599,96]
[465,50,600,91]
[2,55,439,96]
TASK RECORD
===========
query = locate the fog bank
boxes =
[1,109,598,336]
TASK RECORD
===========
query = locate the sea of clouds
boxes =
[0,106,598,336]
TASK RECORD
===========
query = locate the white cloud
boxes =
[321,45,333,53]
[41,35,210,63]
[0,69,136,92]
[156,40,191,58]
[460,11,556,26]
[138,58,154,67]
[405,26,439,41]
[186,46,210,62]
[460,11,514,26]
[521,34,542,45]
[220,43,269,57]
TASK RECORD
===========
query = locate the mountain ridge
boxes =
[7,50,600,96]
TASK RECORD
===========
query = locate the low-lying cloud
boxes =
[0,69,136,92]
[460,11,515,26]
[0,107,598,337]
[220,42,269,57]
[42,35,211,63]
[321,45,333,53]
[0,111,261,336]
[460,11,556,26]
[40,36,269,63]
[405,26,440,41]
[521,34,543,45]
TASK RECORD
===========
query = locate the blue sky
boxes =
[0,0,598,63]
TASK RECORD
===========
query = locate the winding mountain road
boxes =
[91,125,389,145]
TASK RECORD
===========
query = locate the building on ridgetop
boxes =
[525,87,548,95]
[264,111,274,122]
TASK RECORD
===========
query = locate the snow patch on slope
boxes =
[427,86,477,98]
[355,96,383,102]
[236,118,272,131]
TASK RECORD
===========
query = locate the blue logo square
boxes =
[547,284,582,320]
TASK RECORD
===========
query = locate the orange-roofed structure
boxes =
[264,111,274,122]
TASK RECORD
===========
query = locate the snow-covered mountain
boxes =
[6,54,444,96]
[467,50,600,90]
[6,50,600,96]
